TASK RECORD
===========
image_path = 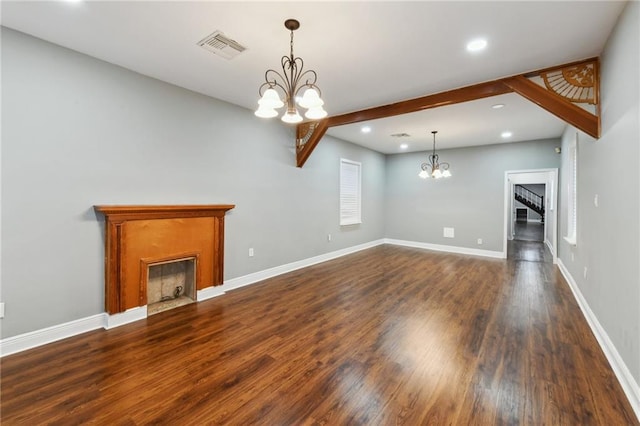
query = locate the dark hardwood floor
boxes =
[514,221,544,242]
[2,243,637,425]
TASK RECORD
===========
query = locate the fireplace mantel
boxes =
[95,204,235,221]
[95,204,234,314]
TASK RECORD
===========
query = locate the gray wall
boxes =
[558,1,639,383]
[385,140,560,252]
[0,28,386,338]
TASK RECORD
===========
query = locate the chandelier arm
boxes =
[280,55,299,106]
[259,69,290,98]
[294,69,321,97]
[287,57,305,95]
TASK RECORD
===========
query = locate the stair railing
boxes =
[514,185,544,214]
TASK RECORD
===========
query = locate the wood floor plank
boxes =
[1,242,637,425]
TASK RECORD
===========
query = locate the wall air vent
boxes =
[197,31,247,60]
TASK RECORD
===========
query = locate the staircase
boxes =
[515,185,544,223]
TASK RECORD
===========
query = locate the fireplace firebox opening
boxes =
[147,257,196,315]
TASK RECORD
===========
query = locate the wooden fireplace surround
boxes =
[95,205,235,314]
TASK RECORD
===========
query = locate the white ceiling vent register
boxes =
[197,31,247,60]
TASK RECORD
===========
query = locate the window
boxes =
[340,159,361,225]
[565,132,578,245]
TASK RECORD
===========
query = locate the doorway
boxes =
[513,184,545,242]
[503,169,558,263]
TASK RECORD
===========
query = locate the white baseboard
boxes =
[104,306,147,330]
[197,285,226,302]
[544,239,557,264]
[223,239,386,292]
[385,238,505,259]
[0,239,385,356]
[557,259,640,420]
[0,314,105,357]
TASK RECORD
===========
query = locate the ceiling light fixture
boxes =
[466,38,487,52]
[255,19,326,124]
[419,131,451,179]
[501,131,513,138]
[492,103,505,109]
[361,126,372,133]
[400,143,408,150]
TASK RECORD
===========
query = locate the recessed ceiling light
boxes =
[466,38,487,52]
[501,131,513,138]
[492,103,505,109]
[361,126,372,133]
[400,143,408,150]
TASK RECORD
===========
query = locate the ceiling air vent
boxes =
[197,31,247,60]
[390,133,411,138]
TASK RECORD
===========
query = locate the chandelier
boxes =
[419,131,451,179]
[255,19,327,124]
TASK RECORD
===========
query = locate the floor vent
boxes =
[197,31,247,60]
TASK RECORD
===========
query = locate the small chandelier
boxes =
[255,19,327,124]
[419,131,451,179]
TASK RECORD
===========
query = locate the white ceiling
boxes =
[0,1,626,153]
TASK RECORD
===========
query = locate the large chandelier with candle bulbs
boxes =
[255,19,327,124]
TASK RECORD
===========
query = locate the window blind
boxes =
[340,159,361,226]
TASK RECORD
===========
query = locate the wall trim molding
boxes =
[384,238,505,259]
[197,285,226,302]
[557,259,640,420]
[222,239,386,292]
[0,313,105,357]
[544,239,557,263]
[104,306,147,330]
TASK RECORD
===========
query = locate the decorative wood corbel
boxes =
[296,120,329,168]
[294,58,600,168]
[513,58,600,139]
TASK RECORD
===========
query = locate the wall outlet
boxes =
[477,238,483,245]
[0,302,4,319]
[594,194,599,207]
[327,234,332,242]
[249,248,254,257]
[443,227,455,238]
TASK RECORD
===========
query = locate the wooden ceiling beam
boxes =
[295,58,600,167]
[296,81,512,168]
[503,75,600,139]
[326,80,513,128]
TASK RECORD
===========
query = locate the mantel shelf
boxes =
[95,204,235,222]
